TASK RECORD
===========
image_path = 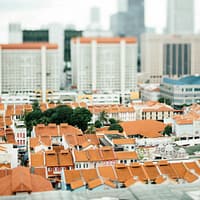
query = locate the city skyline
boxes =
[1,0,200,43]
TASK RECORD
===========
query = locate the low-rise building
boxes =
[160,76,200,106]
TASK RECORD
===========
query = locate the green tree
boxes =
[162,125,172,136]
[158,97,165,103]
[108,123,123,133]
[85,124,96,134]
[94,120,102,128]
[32,100,40,110]
[109,118,120,124]
[99,111,109,125]
[24,109,43,136]
[49,105,73,125]
[71,107,92,131]
[43,108,55,118]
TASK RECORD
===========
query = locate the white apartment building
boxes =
[0,43,59,102]
[141,34,200,83]
[71,37,138,93]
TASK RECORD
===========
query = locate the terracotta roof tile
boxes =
[129,163,148,182]
[185,162,200,176]
[30,153,44,167]
[124,177,136,187]
[143,162,160,181]
[58,150,73,166]
[31,174,53,192]
[157,161,178,179]
[87,149,102,161]
[81,169,98,183]
[113,138,136,145]
[64,169,82,184]
[74,150,89,162]
[0,43,58,50]
[155,175,165,184]
[115,151,138,160]
[33,167,46,178]
[171,163,187,179]
[11,167,32,193]
[60,123,83,135]
[121,120,164,138]
[183,171,198,183]
[115,164,132,183]
[45,151,58,166]
[72,37,137,44]
[70,180,85,190]
[88,178,102,189]
[100,147,116,161]
[104,180,116,188]
[98,166,117,181]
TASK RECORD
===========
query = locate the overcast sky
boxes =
[0,0,199,43]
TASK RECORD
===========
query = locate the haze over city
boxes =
[0,0,200,199]
[0,0,200,43]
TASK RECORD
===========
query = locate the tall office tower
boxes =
[117,0,128,12]
[8,23,22,43]
[90,7,101,25]
[167,0,194,34]
[141,33,200,83]
[71,37,137,93]
[64,30,82,86]
[110,0,145,39]
[0,43,59,102]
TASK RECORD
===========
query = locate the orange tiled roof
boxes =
[87,149,102,161]
[157,160,178,179]
[0,104,4,110]
[115,164,132,183]
[124,177,136,187]
[98,166,117,181]
[183,171,198,183]
[45,151,58,166]
[100,146,116,161]
[104,180,116,188]
[72,37,137,44]
[0,43,58,50]
[171,162,187,179]
[64,169,82,183]
[112,138,135,145]
[33,167,46,178]
[35,124,59,137]
[58,150,73,166]
[121,120,165,138]
[74,150,89,162]
[143,162,160,181]
[70,180,85,190]
[115,151,138,160]
[81,168,98,183]
[185,162,200,176]
[30,153,44,167]
[88,178,102,189]
[60,123,83,136]
[129,163,148,182]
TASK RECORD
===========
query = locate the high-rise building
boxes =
[110,0,145,39]
[23,30,49,42]
[8,23,22,43]
[71,37,138,93]
[8,23,83,88]
[141,33,200,83]
[90,7,101,26]
[167,0,194,34]
[0,43,59,102]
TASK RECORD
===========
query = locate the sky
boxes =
[0,0,199,43]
